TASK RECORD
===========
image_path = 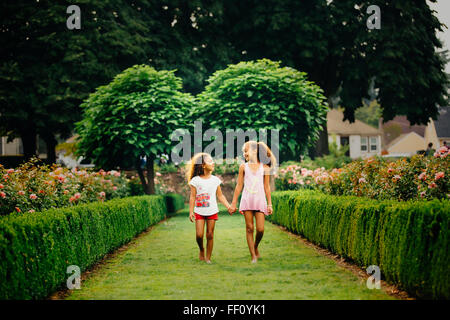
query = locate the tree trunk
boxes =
[136,157,148,194]
[313,125,330,158]
[146,154,155,194]
[312,95,333,158]
[43,134,57,164]
[20,127,37,161]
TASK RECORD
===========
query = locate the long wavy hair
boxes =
[186,152,210,182]
[242,140,277,171]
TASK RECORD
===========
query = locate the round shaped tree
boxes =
[195,59,328,161]
[75,64,193,194]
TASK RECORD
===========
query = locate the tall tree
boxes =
[0,0,194,162]
[217,0,448,157]
[75,65,193,194]
[196,59,328,161]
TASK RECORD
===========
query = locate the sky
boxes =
[428,0,450,74]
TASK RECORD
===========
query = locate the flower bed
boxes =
[275,148,449,201]
[0,158,130,216]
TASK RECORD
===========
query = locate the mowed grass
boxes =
[66,205,396,300]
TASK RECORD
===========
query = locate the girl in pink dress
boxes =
[230,141,277,263]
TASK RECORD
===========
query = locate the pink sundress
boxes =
[239,162,270,215]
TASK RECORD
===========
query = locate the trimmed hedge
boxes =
[267,191,449,299]
[164,193,185,214]
[0,193,184,299]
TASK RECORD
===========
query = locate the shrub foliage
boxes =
[268,191,449,299]
[0,194,184,299]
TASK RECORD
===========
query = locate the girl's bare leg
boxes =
[244,211,257,262]
[195,219,205,260]
[254,212,265,258]
[205,219,216,263]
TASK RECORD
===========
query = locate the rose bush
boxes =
[0,157,130,216]
[275,148,449,201]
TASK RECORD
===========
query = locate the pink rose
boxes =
[387,168,394,173]
[99,191,106,197]
[428,182,437,189]
[18,190,25,196]
[418,172,427,180]
[0,184,4,189]
[438,146,447,154]
[7,169,14,174]
[0,191,6,198]
[156,172,162,177]
[420,191,426,198]
[359,178,366,184]
[74,193,81,199]
[29,194,37,200]
[435,172,445,180]
[113,186,117,191]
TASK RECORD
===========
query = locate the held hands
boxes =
[267,205,273,215]
[189,212,195,222]
[227,204,237,215]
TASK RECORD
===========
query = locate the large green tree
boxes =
[75,65,193,194]
[0,0,224,162]
[216,0,448,157]
[2,0,447,163]
[195,59,328,161]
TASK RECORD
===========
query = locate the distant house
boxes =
[0,136,46,158]
[327,109,382,159]
[434,107,450,147]
[381,112,444,157]
[0,137,24,156]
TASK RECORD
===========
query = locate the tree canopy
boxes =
[1,0,448,162]
[75,64,193,193]
[195,59,328,160]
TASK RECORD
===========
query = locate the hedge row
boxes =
[267,191,449,299]
[0,193,184,299]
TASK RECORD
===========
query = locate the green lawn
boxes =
[66,206,396,300]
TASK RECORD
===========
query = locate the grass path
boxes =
[65,206,395,300]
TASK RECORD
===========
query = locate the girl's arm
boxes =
[263,165,273,215]
[216,186,231,213]
[230,164,245,212]
[189,185,196,222]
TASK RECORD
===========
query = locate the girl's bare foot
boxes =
[206,260,212,264]
[199,250,205,261]
[251,256,258,263]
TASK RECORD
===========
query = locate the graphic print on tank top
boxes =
[247,175,260,194]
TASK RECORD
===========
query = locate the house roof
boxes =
[381,116,426,146]
[435,107,450,139]
[327,109,380,136]
[386,131,424,150]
